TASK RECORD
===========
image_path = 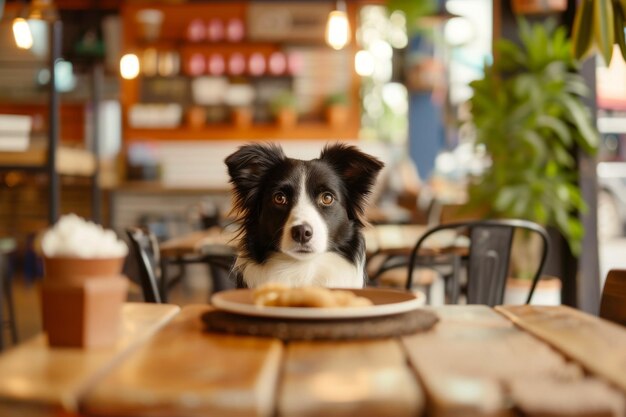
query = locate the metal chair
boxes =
[405,219,550,306]
[126,227,163,303]
[600,269,626,326]
[0,237,19,350]
[126,227,237,303]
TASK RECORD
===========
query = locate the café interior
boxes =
[1,0,626,415]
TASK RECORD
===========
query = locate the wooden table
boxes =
[160,224,446,259]
[159,226,238,258]
[1,303,625,416]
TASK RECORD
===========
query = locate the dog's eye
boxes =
[320,192,334,206]
[273,192,288,205]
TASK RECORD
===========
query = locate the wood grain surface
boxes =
[402,305,591,417]
[497,304,626,393]
[0,303,179,416]
[278,339,424,417]
[80,305,283,417]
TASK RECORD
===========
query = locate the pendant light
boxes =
[12,0,59,49]
[325,0,351,50]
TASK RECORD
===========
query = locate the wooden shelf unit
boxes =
[120,1,362,141]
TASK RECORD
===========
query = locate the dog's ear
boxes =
[225,143,286,210]
[319,143,384,223]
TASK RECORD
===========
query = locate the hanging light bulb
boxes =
[12,0,59,50]
[325,0,351,50]
[13,18,34,50]
[120,53,140,80]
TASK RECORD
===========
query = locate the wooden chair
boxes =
[404,219,550,306]
[600,269,626,326]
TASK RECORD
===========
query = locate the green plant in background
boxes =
[571,0,626,64]
[468,20,599,255]
[324,91,349,107]
[386,0,435,36]
[269,91,298,116]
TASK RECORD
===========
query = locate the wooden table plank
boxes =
[497,305,626,393]
[402,305,589,417]
[278,339,423,417]
[0,303,179,416]
[80,305,283,417]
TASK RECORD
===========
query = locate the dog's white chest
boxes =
[238,252,363,288]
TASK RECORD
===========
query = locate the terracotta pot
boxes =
[186,106,206,129]
[275,109,297,129]
[511,0,567,14]
[231,107,253,128]
[43,256,125,284]
[325,105,349,128]
[41,256,128,348]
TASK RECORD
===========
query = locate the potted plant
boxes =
[231,106,253,128]
[269,91,298,129]
[467,20,599,301]
[324,92,350,127]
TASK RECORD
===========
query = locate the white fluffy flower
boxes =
[41,214,128,258]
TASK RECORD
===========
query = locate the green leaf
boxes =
[572,0,595,59]
[614,5,626,61]
[594,0,615,65]
[533,201,548,224]
[620,0,626,19]
[520,130,548,158]
[564,73,590,97]
[494,187,518,212]
[559,94,599,153]
[536,115,572,146]
[552,145,576,167]
[496,40,526,68]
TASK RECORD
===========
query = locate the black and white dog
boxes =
[225,143,383,288]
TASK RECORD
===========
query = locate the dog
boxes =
[225,143,383,288]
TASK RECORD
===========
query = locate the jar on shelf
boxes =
[187,18,206,42]
[207,18,225,42]
[226,18,245,42]
[187,53,206,76]
[268,52,287,76]
[208,54,226,76]
[248,53,266,76]
[228,53,246,76]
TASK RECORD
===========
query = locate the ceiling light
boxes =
[325,1,351,50]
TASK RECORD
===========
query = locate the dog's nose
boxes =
[291,223,313,244]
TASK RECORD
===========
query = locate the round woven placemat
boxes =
[201,309,439,341]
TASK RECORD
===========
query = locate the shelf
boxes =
[121,1,361,144]
[0,146,96,176]
[106,181,229,194]
[135,40,281,52]
[124,122,359,141]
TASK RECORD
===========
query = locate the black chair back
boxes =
[126,227,162,303]
[406,219,550,306]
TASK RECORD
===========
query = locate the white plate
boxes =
[210,288,426,320]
